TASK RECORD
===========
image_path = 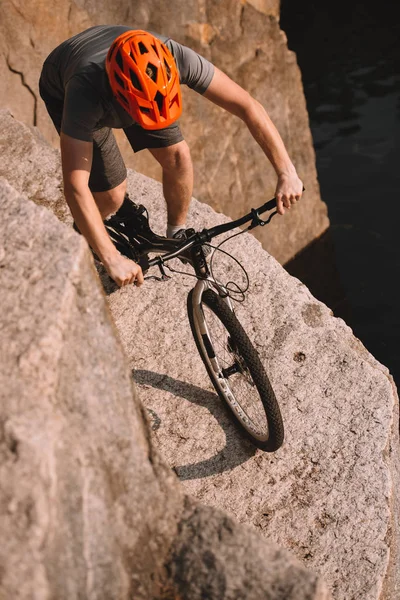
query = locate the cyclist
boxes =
[39,25,303,287]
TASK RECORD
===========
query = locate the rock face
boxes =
[0,180,183,599]
[0,0,329,265]
[109,170,400,600]
[168,499,331,600]
[0,180,332,599]
[0,110,68,225]
[1,110,399,599]
[0,111,69,224]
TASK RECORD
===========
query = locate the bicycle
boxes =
[104,197,284,452]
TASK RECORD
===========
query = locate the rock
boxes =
[0,0,92,146]
[167,497,332,600]
[0,0,329,264]
[0,180,331,599]
[0,109,68,224]
[104,171,400,599]
[0,180,183,599]
[1,104,399,600]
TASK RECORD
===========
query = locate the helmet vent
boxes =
[115,72,125,89]
[115,50,124,71]
[138,41,149,55]
[154,91,164,114]
[146,63,157,82]
[169,93,179,107]
[164,59,171,81]
[117,91,128,106]
[129,69,142,91]
[109,42,117,58]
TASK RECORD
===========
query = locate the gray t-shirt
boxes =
[40,25,215,141]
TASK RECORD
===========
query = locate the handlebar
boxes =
[205,197,277,240]
[139,197,278,272]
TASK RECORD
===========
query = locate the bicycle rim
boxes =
[187,288,284,451]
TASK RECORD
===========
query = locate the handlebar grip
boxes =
[260,187,305,214]
[259,198,277,214]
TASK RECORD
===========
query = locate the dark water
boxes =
[280,1,400,388]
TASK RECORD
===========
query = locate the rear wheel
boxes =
[187,289,284,451]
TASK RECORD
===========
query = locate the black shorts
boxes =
[39,86,184,193]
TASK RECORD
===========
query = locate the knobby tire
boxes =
[187,289,284,451]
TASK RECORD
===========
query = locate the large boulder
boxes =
[0,0,328,264]
[0,110,399,599]
[0,180,332,599]
[0,180,182,598]
[110,168,400,600]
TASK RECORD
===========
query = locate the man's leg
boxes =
[149,140,194,230]
[89,127,128,218]
[92,179,127,219]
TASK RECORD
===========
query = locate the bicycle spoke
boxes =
[203,305,269,433]
[188,288,284,451]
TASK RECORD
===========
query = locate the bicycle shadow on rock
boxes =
[133,369,257,480]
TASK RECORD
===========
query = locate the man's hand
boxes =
[275,171,304,215]
[104,254,144,287]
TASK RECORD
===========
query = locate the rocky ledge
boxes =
[0,110,399,599]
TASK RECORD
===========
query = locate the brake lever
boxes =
[248,207,278,229]
[249,187,304,229]
[143,260,171,282]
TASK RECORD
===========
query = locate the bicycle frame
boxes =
[137,196,278,278]
[122,195,286,450]
[129,197,278,340]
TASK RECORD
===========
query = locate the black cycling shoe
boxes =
[105,195,153,242]
[173,228,212,266]
[73,195,148,265]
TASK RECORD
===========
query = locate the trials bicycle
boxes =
[104,197,284,452]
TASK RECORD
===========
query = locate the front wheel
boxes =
[187,288,284,451]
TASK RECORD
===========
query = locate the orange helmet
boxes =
[106,30,182,130]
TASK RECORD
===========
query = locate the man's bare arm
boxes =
[203,67,303,214]
[60,133,143,286]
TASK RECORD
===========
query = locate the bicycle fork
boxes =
[190,278,236,384]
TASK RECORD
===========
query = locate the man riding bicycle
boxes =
[39,25,303,288]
